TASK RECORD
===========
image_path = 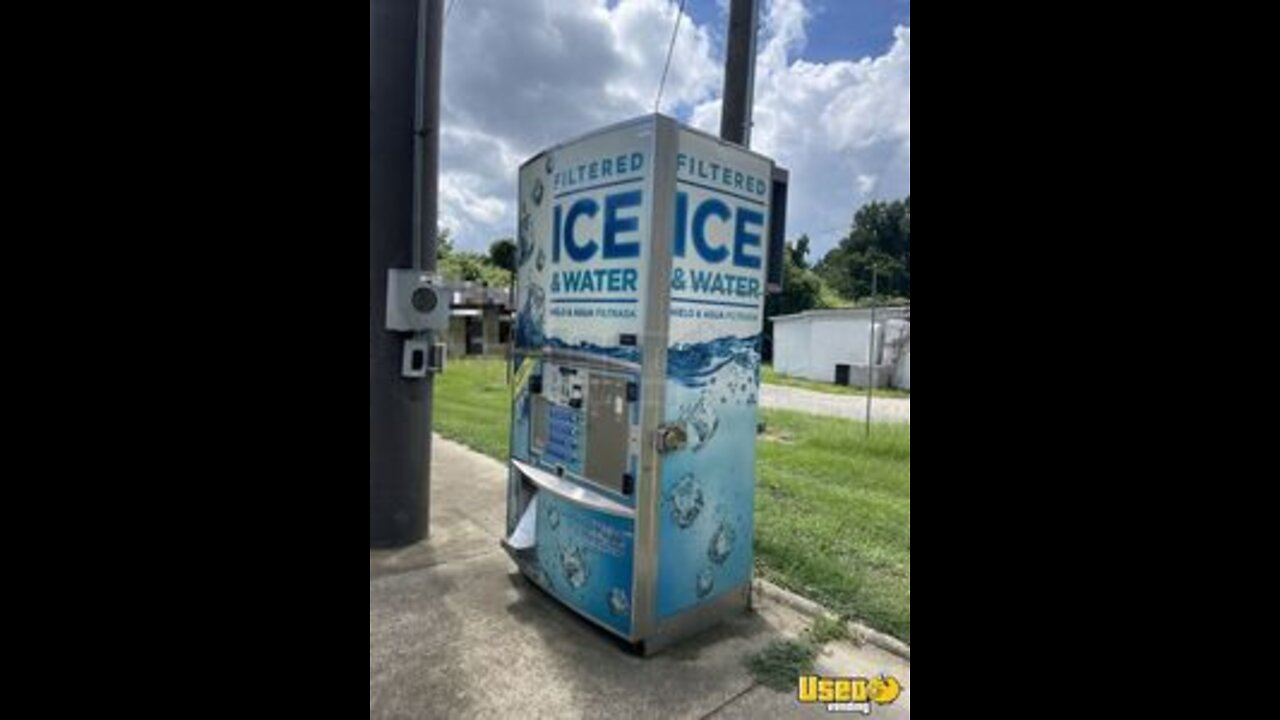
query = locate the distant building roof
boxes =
[770,305,910,324]
[443,281,513,310]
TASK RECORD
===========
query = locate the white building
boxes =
[770,307,910,390]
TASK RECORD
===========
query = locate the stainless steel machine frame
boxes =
[504,115,779,654]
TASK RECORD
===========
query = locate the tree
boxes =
[430,228,512,287]
[436,227,454,259]
[788,234,811,270]
[762,237,845,361]
[440,249,509,286]
[489,238,517,275]
[816,197,910,301]
[767,245,824,317]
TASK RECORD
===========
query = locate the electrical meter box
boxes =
[385,269,450,332]
[502,114,784,654]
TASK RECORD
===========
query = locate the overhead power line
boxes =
[654,0,688,113]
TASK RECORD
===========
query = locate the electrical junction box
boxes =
[385,269,449,332]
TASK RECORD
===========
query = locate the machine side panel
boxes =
[656,128,773,619]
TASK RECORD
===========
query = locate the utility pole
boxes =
[865,267,877,436]
[720,0,758,147]
[370,0,444,547]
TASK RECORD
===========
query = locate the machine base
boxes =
[501,544,753,656]
[637,581,752,656]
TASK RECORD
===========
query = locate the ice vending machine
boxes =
[502,114,786,654]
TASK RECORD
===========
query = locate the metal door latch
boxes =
[655,423,687,453]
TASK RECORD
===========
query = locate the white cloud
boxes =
[691,0,910,256]
[437,0,909,260]
[438,0,719,249]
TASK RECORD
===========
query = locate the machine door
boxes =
[585,374,630,495]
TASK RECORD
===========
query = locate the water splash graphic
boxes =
[667,335,761,388]
[560,545,589,589]
[707,521,736,565]
[668,473,704,529]
[515,283,546,348]
[679,393,720,450]
[696,567,715,598]
[608,588,630,616]
[544,337,642,364]
[517,203,534,267]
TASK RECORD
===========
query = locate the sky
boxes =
[438,0,909,260]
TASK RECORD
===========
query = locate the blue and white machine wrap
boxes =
[505,114,779,652]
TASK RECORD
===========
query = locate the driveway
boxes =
[759,384,910,423]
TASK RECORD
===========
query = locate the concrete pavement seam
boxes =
[698,680,760,720]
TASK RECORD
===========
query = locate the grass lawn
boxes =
[755,410,910,642]
[431,357,513,461]
[761,364,910,399]
[433,358,910,643]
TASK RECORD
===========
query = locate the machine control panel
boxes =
[543,404,583,474]
[531,360,638,496]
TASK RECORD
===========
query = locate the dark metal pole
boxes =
[414,0,443,273]
[719,0,758,147]
[865,268,877,436]
[370,0,443,547]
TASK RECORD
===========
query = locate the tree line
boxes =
[763,196,910,358]
[434,229,517,289]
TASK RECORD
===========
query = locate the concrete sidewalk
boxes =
[371,436,911,719]
[760,384,910,423]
